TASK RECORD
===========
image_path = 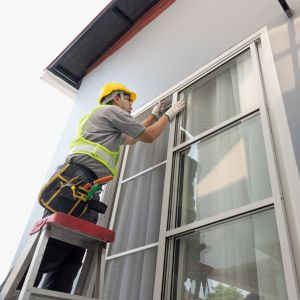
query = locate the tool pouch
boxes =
[38,164,90,217]
[88,197,107,214]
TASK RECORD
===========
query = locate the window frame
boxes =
[152,28,299,300]
[164,206,286,300]
[169,110,271,229]
[99,27,299,300]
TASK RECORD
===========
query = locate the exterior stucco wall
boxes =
[76,0,300,172]
[14,0,300,283]
[56,0,300,175]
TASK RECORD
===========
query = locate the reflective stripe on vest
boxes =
[69,105,120,176]
[70,143,119,175]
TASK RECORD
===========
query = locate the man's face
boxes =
[115,94,133,113]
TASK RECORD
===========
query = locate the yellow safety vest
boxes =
[69,105,120,176]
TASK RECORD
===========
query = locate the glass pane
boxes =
[105,247,157,300]
[174,115,272,228]
[179,50,259,144]
[123,125,169,179]
[110,165,165,255]
[167,209,288,300]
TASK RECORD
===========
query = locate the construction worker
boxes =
[29,82,185,293]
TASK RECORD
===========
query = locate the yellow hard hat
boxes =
[98,82,137,104]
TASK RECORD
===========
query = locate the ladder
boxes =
[0,212,115,300]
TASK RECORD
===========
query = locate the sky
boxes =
[0,0,110,283]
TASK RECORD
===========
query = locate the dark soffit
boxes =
[46,0,292,90]
[46,0,160,89]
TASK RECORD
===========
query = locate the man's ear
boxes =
[112,95,121,105]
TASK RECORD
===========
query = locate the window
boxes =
[173,114,272,227]
[155,42,297,299]
[167,209,288,299]
[104,105,170,300]
[169,50,275,229]
[179,51,259,144]
[102,32,298,300]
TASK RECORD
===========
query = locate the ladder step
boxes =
[0,213,114,300]
[26,287,96,300]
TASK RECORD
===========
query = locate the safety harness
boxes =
[69,105,120,176]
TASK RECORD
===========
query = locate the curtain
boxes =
[110,165,165,255]
[176,50,272,227]
[105,247,157,300]
[123,126,169,178]
[181,50,258,142]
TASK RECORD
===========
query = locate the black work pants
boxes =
[19,163,99,293]
[37,208,98,293]
[35,235,85,292]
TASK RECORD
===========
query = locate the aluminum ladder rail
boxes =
[0,212,115,300]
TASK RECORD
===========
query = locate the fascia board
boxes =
[41,69,78,99]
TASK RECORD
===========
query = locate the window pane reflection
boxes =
[174,115,272,227]
[180,51,259,144]
[168,209,288,300]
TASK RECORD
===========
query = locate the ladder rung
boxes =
[26,287,96,300]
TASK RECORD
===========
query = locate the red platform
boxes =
[30,212,115,243]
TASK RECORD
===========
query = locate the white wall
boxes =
[53,0,300,172]
[15,0,300,284]
[75,0,300,169]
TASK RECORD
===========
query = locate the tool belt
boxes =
[38,163,108,217]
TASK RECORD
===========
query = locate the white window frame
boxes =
[150,27,300,300]
[100,27,300,300]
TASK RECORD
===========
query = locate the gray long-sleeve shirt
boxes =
[67,105,145,178]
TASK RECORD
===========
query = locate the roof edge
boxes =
[41,70,78,99]
[46,0,117,71]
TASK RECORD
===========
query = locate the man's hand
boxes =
[151,101,166,120]
[123,99,185,145]
[164,99,185,121]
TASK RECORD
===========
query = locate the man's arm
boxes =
[143,100,166,127]
[123,115,169,145]
[143,114,157,127]
[121,114,156,145]
[137,115,169,143]
[122,101,163,145]
[122,99,185,145]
